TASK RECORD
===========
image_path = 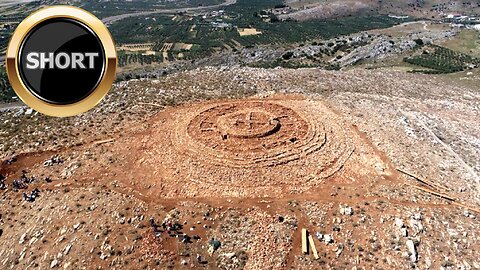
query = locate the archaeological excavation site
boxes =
[122,97,358,198]
[0,67,479,269]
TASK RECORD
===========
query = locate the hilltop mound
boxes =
[0,67,479,269]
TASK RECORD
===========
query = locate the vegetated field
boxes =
[77,0,224,18]
[404,45,480,74]
[224,0,408,45]
[441,29,480,57]
[0,66,15,102]
[108,0,408,64]
[0,29,11,52]
[117,51,167,68]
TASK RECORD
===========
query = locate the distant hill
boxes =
[281,0,480,21]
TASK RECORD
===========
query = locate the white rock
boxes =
[223,252,236,259]
[447,228,458,237]
[339,205,353,215]
[73,223,81,230]
[64,244,72,255]
[409,218,424,234]
[19,233,27,244]
[335,245,343,258]
[29,237,38,246]
[324,234,333,244]
[19,248,26,261]
[413,213,422,221]
[395,218,404,228]
[100,252,109,260]
[51,259,59,268]
[406,240,417,263]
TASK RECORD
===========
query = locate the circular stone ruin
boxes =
[140,97,356,197]
[186,102,324,167]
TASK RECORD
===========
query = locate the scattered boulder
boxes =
[50,259,59,268]
[43,155,64,167]
[324,234,334,244]
[19,232,27,244]
[316,232,323,241]
[409,216,424,235]
[395,218,405,228]
[223,252,236,259]
[339,205,353,216]
[406,239,417,263]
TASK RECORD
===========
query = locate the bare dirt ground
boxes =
[0,66,479,269]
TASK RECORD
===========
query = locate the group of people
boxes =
[12,171,35,191]
[4,156,17,165]
[0,171,41,202]
[12,179,27,190]
[23,188,40,202]
[148,216,221,265]
[149,217,184,238]
[149,217,204,243]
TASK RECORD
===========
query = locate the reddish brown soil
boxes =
[0,93,478,269]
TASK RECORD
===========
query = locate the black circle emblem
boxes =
[7,6,117,117]
[18,18,105,105]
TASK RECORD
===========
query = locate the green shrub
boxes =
[404,45,480,74]
[0,66,15,102]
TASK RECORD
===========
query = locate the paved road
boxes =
[102,0,236,24]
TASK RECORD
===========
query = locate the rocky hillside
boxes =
[0,66,479,269]
[282,0,480,21]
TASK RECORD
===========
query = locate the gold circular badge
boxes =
[6,6,117,117]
